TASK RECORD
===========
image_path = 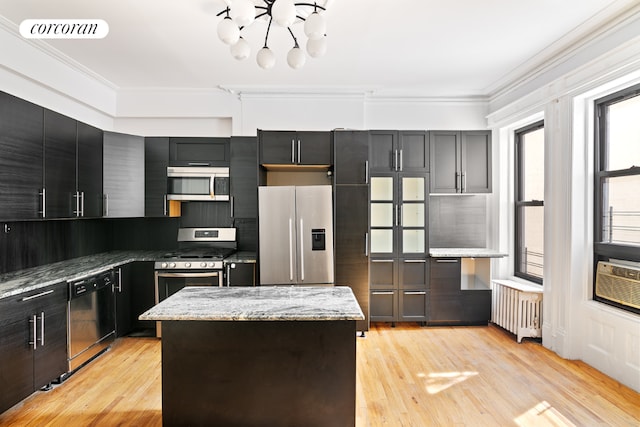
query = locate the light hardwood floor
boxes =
[1,323,638,426]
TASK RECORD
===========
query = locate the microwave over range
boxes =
[167,166,230,201]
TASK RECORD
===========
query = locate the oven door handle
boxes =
[156,272,221,278]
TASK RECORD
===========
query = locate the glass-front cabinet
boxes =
[370,172,429,323]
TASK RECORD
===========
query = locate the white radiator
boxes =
[491,280,543,343]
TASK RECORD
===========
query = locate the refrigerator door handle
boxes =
[299,218,305,281]
[289,218,294,281]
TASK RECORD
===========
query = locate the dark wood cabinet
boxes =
[115,266,132,337]
[0,92,44,220]
[429,257,491,324]
[0,283,67,413]
[144,137,170,217]
[76,122,103,218]
[369,130,429,173]
[259,130,332,166]
[128,261,156,335]
[430,130,491,193]
[334,130,369,185]
[230,136,258,219]
[169,137,230,167]
[44,109,77,218]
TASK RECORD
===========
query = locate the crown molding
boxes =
[485,1,640,101]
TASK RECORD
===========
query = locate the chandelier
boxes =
[216,0,329,70]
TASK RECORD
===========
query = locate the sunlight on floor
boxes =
[417,371,479,394]
[514,400,576,427]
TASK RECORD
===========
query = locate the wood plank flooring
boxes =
[1,323,638,426]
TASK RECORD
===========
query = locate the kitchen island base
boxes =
[161,319,357,427]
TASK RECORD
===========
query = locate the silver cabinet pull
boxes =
[29,315,37,349]
[74,191,80,216]
[80,191,85,217]
[116,268,123,292]
[365,160,369,184]
[395,204,399,226]
[394,149,399,171]
[399,149,403,171]
[404,291,427,295]
[39,188,46,218]
[291,139,295,164]
[209,176,214,198]
[436,259,459,263]
[39,311,45,346]
[21,289,54,301]
[163,194,167,216]
[404,259,427,263]
[462,172,467,192]
[104,194,109,216]
[187,162,210,166]
[364,233,369,257]
[297,139,301,164]
[371,259,393,263]
[372,291,394,296]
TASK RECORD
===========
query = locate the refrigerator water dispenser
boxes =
[312,229,326,251]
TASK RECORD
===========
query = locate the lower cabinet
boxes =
[0,283,67,414]
[117,262,156,337]
[370,258,429,323]
[115,266,132,337]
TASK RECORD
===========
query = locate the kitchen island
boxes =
[139,286,364,427]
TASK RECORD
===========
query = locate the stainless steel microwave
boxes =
[167,167,230,201]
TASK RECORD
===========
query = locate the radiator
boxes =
[491,280,543,343]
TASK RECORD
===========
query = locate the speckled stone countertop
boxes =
[429,248,507,258]
[223,251,256,263]
[139,286,365,321]
[0,250,168,300]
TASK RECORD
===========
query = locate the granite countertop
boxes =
[429,248,507,258]
[139,286,365,321]
[223,251,257,263]
[0,250,168,300]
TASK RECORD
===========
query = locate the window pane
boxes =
[371,203,393,227]
[371,229,393,253]
[517,205,544,280]
[607,95,640,171]
[521,127,545,201]
[371,177,393,200]
[403,230,425,253]
[601,175,640,246]
[402,203,424,227]
[402,177,425,201]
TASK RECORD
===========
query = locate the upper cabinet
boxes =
[43,110,76,218]
[430,130,492,194]
[144,137,170,217]
[169,137,230,167]
[369,130,429,173]
[230,136,258,219]
[333,130,369,185]
[76,122,104,218]
[259,130,332,166]
[103,131,144,218]
[0,92,44,220]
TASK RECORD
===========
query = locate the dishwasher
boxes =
[67,269,116,372]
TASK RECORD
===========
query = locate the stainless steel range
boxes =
[154,227,236,336]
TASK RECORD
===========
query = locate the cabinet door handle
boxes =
[38,311,45,346]
[364,233,369,257]
[399,149,403,171]
[297,139,301,164]
[371,259,393,263]
[395,204,399,226]
[462,172,466,193]
[365,160,369,184]
[21,289,54,301]
[404,291,426,295]
[394,149,399,171]
[291,140,296,164]
[80,191,85,217]
[39,188,46,218]
[104,194,109,216]
[372,291,394,296]
[29,315,37,349]
[187,162,210,167]
[404,259,426,263]
[436,259,459,263]
[116,268,123,292]
[230,196,235,217]
[163,194,167,216]
[74,191,80,216]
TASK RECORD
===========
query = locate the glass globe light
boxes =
[271,0,296,27]
[230,37,250,60]
[257,47,276,69]
[287,46,306,69]
[304,12,325,40]
[217,17,240,45]
[306,36,327,58]
[230,0,255,27]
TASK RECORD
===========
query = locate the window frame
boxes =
[594,83,640,313]
[514,120,545,285]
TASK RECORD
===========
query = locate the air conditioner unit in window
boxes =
[595,261,640,310]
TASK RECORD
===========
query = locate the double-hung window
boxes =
[594,84,640,313]
[514,121,545,284]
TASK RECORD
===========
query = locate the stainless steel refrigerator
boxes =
[258,185,334,285]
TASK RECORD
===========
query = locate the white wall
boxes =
[488,23,640,391]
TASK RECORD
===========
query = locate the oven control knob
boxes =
[169,262,176,268]
[185,262,191,268]
[161,262,168,269]
[208,262,215,268]
[200,262,207,268]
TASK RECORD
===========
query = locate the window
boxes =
[515,121,544,284]
[594,84,640,312]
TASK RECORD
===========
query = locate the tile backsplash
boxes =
[429,195,486,248]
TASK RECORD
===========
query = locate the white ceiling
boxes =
[0,0,630,97]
